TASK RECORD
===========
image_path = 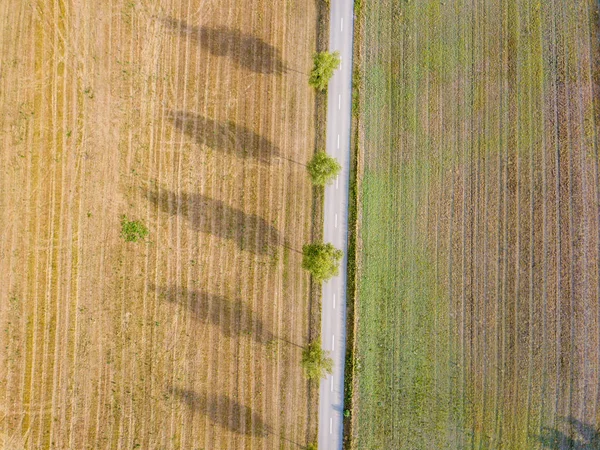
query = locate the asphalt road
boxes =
[318,1,355,448]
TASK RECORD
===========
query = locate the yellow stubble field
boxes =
[0,0,319,448]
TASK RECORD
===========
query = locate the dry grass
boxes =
[0,0,318,448]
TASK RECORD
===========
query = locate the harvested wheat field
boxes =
[355,0,600,448]
[0,0,319,448]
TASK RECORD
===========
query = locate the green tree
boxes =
[120,216,149,243]
[301,340,333,381]
[302,242,343,282]
[309,51,341,91]
[307,443,318,450]
[307,151,341,186]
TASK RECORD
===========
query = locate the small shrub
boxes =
[120,216,148,243]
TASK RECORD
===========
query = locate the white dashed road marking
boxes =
[336,175,339,189]
[337,135,340,149]
[331,376,334,392]
[341,17,343,31]
[330,418,333,434]
[332,335,335,351]
[333,293,336,309]
[338,94,341,110]
[335,213,338,228]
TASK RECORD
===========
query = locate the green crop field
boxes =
[355,0,600,448]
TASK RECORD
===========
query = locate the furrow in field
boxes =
[120,7,142,447]
[447,1,459,444]
[243,0,262,444]
[571,0,591,418]
[260,3,275,444]
[269,0,287,444]
[210,1,236,446]
[477,0,491,442]
[510,0,522,443]
[571,0,591,423]
[231,0,252,445]
[589,0,600,420]
[431,2,444,443]
[88,0,119,444]
[492,0,507,440]
[470,0,484,443]
[223,1,244,447]
[582,0,600,422]
[255,5,273,446]
[561,0,576,428]
[23,6,51,444]
[196,2,217,446]
[47,3,74,445]
[1,0,31,444]
[205,0,226,445]
[562,0,578,427]
[1,1,33,446]
[536,0,552,438]
[547,0,561,434]
[459,0,469,444]
[530,0,543,437]
[178,2,205,446]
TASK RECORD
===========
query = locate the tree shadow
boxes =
[142,185,281,255]
[150,284,275,345]
[167,110,281,165]
[161,17,287,75]
[535,416,600,449]
[169,387,269,436]
[169,386,306,446]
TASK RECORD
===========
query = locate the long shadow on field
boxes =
[169,387,269,436]
[535,416,600,449]
[161,17,287,75]
[168,110,281,165]
[150,284,274,345]
[142,186,281,255]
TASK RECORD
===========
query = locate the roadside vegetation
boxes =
[353,0,600,448]
[308,151,342,186]
[309,51,341,91]
[302,242,343,282]
[301,340,334,381]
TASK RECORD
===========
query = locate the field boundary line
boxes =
[341,0,364,447]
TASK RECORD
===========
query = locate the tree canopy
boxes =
[301,340,333,381]
[309,51,341,91]
[302,242,343,282]
[307,151,342,186]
